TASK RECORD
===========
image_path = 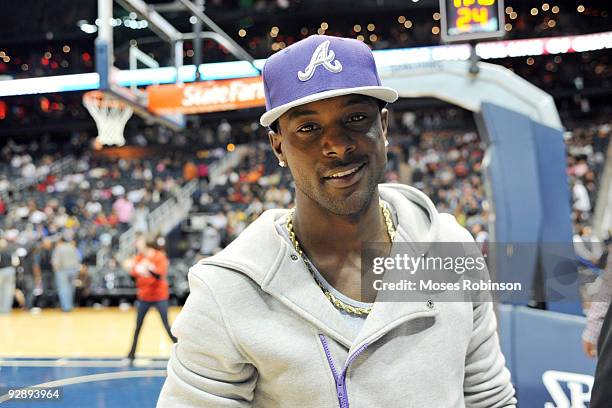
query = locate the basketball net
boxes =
[83,91,133,147]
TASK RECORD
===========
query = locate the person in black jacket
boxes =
[32,238,55,308]
[589,243,612,406]
[590,301,612,406]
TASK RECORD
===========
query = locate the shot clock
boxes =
[440,0,505,42]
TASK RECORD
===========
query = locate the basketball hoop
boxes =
[83,91,133,147]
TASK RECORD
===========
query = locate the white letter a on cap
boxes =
[298,40,343,82]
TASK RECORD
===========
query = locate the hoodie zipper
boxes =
[319,334,369,408]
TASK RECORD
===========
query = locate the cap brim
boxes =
[259,86,399,127]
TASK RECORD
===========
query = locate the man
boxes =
[0,239,16,314]
[51,231,81,312]
[127,235,176,362]
[573,225,604,277]
[32,237,55,308]
[158,35,516,407]
[112,194,134,231]
[591,298,612,406]
[582,241,611,359]
[585,244,612,406]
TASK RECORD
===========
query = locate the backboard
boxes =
[95,0,185,131]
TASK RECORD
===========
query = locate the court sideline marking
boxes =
[0,358,167,368]
[0,370,167,404]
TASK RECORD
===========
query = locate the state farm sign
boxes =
[147,76,265,115]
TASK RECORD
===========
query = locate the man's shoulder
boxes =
[435,213,484,260]
[198,208,289,279]
[188,258,264,295]
[380,183,472,243]
[436,212,474,241]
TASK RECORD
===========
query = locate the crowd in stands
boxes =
[567,122,611,224]
[2,149,187,250]
[394,117,490,245]
[222,2,611,60]
[189,108,611,264]
[0,106,610,313]
[190,141,293,254]
[567,121,612,281]
[506,51,611,96]
[0,138,212,311]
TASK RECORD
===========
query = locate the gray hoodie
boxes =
[158,184,516,407]
[51,241,81,272]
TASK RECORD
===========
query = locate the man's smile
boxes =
[322,162,367,188]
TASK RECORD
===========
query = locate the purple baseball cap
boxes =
[259,35,398,127]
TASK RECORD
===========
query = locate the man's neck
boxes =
[291,191,389,257]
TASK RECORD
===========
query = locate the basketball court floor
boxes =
[0,307,179,407]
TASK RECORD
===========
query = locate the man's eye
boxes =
[298,124,316,132]
[348,114,367,123]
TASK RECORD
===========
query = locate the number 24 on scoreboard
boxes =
[453,0,496,31]
[453,0,495,6]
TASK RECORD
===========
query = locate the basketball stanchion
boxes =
[83,90,134,147]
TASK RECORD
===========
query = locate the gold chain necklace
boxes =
[285,200,396,316]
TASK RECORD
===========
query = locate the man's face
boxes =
[270,95,389,216]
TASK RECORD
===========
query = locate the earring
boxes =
[384,140,389,147]
[279,160,286,167]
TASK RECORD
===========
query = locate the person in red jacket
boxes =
[127,235,176,361]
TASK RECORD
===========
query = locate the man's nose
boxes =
[321,130,356,159]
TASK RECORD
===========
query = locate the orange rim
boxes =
[83,90,127,109]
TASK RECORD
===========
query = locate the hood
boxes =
[200,183,440,286]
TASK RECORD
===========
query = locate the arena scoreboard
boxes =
[440,0,505,43]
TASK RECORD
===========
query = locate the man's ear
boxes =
[380,107,389,142]
[268,129,285,164]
